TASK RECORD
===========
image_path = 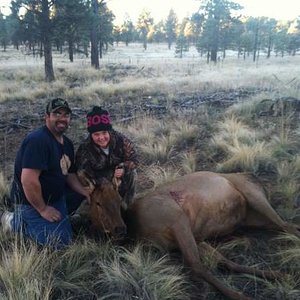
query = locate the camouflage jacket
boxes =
[75,130,138,183]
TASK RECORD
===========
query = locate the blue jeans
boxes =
[11,197,72,249]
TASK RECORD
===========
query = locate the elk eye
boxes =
[96,202,102,207]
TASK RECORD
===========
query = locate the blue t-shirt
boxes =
[11,125,76,205]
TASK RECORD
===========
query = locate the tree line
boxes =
[0,0,299,81]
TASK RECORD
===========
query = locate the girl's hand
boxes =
[114,167,124,178]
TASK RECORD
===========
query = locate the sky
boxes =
[1,0,299,23]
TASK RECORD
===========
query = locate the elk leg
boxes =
[197,242,281,280]
[222,173,300,238]
[172,221,253,300]
[245,198,300,238]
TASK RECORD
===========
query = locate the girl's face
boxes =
[91,131,111,148]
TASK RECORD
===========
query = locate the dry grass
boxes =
[0,238,53,300]
[259,233,300,300]
[276,160,300,205]
[1,44,300,104]
[218,237,253,254]
[1,43,300,300]
[131,117,198,165]
[273,233,300,269]
[226,94,274,121]
[210,116,274,172]
[270,131,299,161]
[52,241,98,296]
[180,150,198,174]
[213,116,258,146]
[171,119,198,144]
[145,165,180,189]
[89,243,191,300]
[216,141,274,172]
[0,237,192,300]
[294,155,300,175]
[139,135,176,164]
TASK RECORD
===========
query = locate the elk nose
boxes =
[114,226,127,238]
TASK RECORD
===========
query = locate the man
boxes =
[0,98,89,249]
[75,106,138,209]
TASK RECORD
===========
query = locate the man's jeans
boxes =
[11,197,72,249]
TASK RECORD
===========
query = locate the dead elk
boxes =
[79,175,127,240]
[87,171,300,300]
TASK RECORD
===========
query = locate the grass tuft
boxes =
[0,237,53,300]
[146,165,180,189]
[94,243,191,300]
[180,150,198,174]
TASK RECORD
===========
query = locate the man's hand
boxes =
[67,173,93,204]
[83,186,92,204]
[39,205,62,222]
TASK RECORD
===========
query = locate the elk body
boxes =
[85,171,300,300]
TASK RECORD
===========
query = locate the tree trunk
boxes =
[44,36,55,81]
[99,41,103,59]
[68,39,74,62]
[206,51,210,64]
[84,43,89,57]
[41,0,55,81]
[253,23,259,63]
[39,42,43,58]
[267,36,272,58]
[211,49,217,62]
[91,0,99,69]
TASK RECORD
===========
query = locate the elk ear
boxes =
[77,170,96,193]
[112,176,121,191]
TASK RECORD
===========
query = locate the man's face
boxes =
[45,108,71,136]
[91,131,111,148]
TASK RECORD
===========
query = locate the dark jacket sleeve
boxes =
[75,141,100,181]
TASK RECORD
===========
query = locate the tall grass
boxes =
[259,233,300,300]
[216,141,274,172]
[211,116,274,172]
[0,237,53,300]
[145,165,180,189]
[180,150,198,174]
[0,237,193,300]
[2,44,300,104]
[127,116,198,165]
[272,233,300,270]
[94,243,190,300]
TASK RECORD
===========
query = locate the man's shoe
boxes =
[0,208,13,232]
[0,207,4,220]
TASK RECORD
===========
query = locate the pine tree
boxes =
[165,9,177,49]
[175,34,189,58]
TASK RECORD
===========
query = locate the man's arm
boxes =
[21,168,62,222]
[66,173,91,202]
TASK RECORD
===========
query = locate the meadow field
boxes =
[0,43,300,299]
